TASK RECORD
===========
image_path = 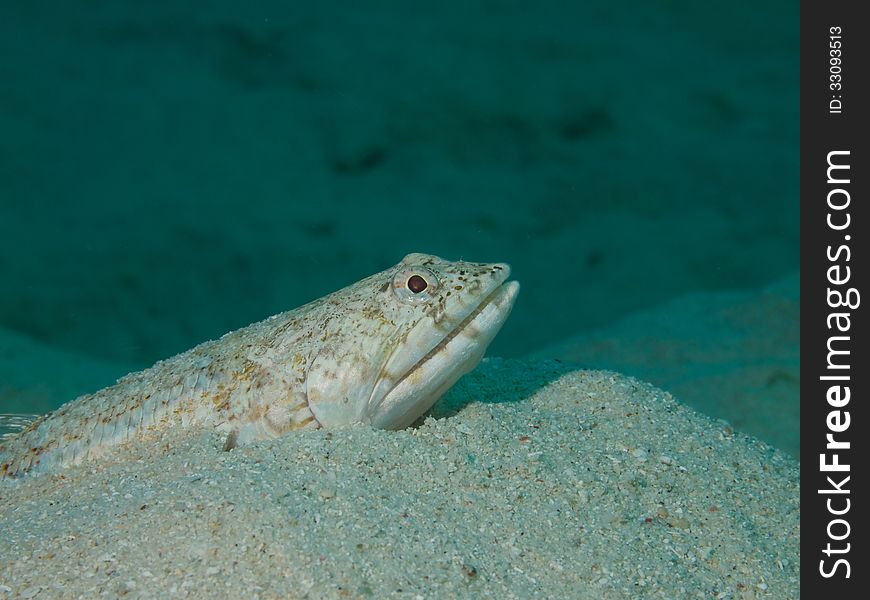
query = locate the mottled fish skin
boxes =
[0,253,519,478]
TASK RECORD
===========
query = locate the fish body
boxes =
[0,253,519,478]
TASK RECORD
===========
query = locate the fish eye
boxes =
[407,274,427,293]
[392,267,438,304]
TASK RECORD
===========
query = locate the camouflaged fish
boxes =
[0,253,519,478]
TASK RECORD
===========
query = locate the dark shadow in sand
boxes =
[419,358,581,424]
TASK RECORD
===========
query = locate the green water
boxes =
[0,1,798,452]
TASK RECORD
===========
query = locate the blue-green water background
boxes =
[0,2,798,453]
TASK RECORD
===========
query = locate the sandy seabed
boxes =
[0,360,799,599]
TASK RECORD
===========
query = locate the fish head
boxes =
[305,253,519,429]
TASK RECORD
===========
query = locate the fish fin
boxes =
[0,413,42,440]
[222,429,238,452]
[220,423,270,452]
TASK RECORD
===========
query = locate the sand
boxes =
[536,273,800,458]
[0,360,799,599]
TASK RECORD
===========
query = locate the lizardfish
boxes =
[0,253,519,478]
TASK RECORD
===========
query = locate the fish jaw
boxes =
[367,279,520,429]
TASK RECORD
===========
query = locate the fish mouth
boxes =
[416,280,517,366]
[368,277,520,429]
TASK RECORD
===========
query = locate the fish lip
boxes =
[421,277,515,359]
[368,274,519,423]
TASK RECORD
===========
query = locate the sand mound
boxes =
[0,360,799,599]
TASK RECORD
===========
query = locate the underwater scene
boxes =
[1,1,798,598]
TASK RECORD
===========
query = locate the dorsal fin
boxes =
[0,413,42,441]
